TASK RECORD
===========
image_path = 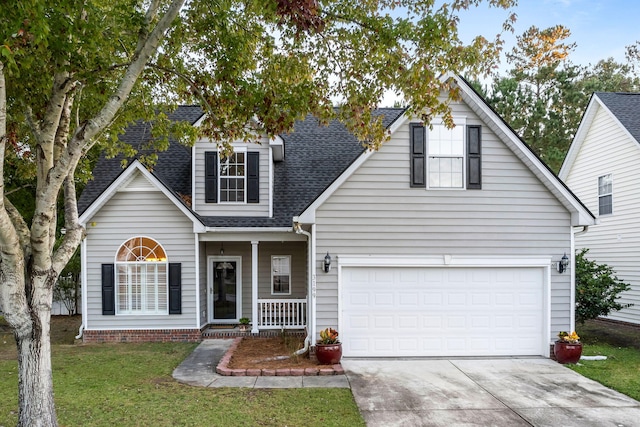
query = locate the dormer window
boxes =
[220,152,246,203]
[204,150,260,204]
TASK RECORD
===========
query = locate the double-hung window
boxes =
[428,123,465,188]
[411,119,480,190]
[271,255,291,295]
[204,149,259,204]
[598,174,613,215]
[115,237,168,315]
[219,152,246,203]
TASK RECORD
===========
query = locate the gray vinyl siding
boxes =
[315,101,572,341]
[201,241,307,321]
[565,106,640,324]
[193,139,270,216]
[84,185,197,330]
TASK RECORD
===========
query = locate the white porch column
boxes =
[251,241,259,333]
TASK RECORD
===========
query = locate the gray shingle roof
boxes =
[78,106,204,214]
[596,92,640,143]
[79,107,406,228]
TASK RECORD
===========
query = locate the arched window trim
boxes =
[115,236,169,315]
[115,236,168,263]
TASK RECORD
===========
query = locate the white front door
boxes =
[208,256,242,323]
[341,266,545,357]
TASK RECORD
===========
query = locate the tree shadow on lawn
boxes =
[579,318,640,350]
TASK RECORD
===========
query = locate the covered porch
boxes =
[198,231,310,334]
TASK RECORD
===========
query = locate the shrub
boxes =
[575,248,633,323]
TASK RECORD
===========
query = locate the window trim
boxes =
[598,173,613,216]
[114,236,169,315]
[271,255,292,296]
[218,147,247,204]
[426,118,467,190]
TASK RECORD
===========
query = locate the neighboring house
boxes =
[560,92,640,326]
[77,74,594,357]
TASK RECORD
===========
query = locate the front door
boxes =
[209,257,242,322]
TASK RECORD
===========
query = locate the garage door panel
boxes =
[342,266,544,357]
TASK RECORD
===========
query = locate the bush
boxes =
[53,273,80,316]
[575,248,633,323]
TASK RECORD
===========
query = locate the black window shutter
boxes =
[169,263,182,314]
[410,123,426,188]
[102,264,115,315]
[247,152,259,203]
[205,151,218,203]
[467,125,482,189]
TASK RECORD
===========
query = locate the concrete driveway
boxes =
[342,358,640,427]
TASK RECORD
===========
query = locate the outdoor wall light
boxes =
[557,253,569,274]
[323,252,332,273]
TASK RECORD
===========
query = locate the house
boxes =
[77,74,594,357]
[560,92,640,326]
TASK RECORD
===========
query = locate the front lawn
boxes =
[0,319,363,426]
[567,319,640,401]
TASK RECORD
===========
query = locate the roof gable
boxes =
[298,74,595,226]
[560,93,640,179]
[78,160,205,232]
[78,106,203,214]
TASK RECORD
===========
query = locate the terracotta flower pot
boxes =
[316,343,342,364]
[554,341,583,364]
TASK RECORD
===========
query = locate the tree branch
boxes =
[33,0,186,270]
[52,173,84,274]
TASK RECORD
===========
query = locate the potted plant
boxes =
[238,317,251,332]
[554,331,582,364]
[315,327,342,364]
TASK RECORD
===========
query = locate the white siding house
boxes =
[560,92,640,325]
[78,75,594,357]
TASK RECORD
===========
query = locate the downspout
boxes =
[75,237,88,340]
[294,222,314,355]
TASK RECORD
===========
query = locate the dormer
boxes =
[192,136,278,217]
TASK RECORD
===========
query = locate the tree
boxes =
[575,249,633,324]
[0,0,516,424]
[487,26,640,172]
[487,25,580,171]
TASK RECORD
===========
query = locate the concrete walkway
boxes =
[174,341,640,426]
[172,339,350,388]
[343,358,640,427]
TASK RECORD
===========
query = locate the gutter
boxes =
[293,221,315,356]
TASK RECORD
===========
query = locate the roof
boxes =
[594,92,640,142]
[78,106,204,214]
[79,106,406,228]
[559,92,640,180]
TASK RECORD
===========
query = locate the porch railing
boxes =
[257,299,307,329]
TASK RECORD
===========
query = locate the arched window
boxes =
[115,237,168,315]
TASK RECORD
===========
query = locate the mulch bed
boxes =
[216,336,344,376]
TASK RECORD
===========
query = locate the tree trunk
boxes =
[16,311,57,427]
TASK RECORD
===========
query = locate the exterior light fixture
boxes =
[557,253,569,274]
[323,252,332,273]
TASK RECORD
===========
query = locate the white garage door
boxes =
[341,266,545,357]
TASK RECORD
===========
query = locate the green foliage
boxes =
[486,26,640,172]
[575,249,633,324]
[52,273,79,316]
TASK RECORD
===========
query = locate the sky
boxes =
[456,0,640,72]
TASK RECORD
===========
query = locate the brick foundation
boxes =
[83,328,202,343]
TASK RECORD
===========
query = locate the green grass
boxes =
[568,342,640,401]
[0,342,364,426]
